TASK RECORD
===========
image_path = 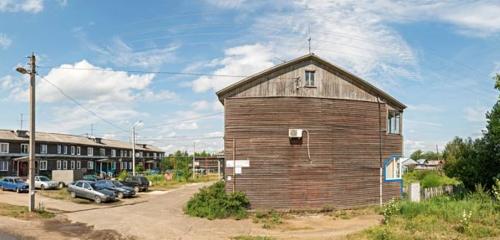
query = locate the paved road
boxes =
[64,182,266,240]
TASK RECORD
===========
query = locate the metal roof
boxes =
[0,129,163,152]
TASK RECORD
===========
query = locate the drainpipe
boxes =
[377,97,383,206]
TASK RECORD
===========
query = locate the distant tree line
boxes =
[159,150,215,181]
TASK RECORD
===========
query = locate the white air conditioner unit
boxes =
[289,129,303,138]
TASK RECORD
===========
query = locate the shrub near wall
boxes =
[185,181,250,220]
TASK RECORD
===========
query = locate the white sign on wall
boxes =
[226,160,249,168]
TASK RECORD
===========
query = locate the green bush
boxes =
[404,170,460,188]
[185,181,250,220]
[117,170,128,181]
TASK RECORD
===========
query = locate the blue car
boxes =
[0,177,29,193]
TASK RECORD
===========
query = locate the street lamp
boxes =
[16,54,36,212]
[131,120,143,176]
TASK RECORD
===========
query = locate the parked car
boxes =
[95,180,136,199]
[34,176,59,190]
[82,175,101,181]
[0,177,29,193]
[120,176,149,192]
[67,180,116,203]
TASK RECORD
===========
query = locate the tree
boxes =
[410,149,423,160]
[443,74,500,190]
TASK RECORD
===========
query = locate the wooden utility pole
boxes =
[192,142,196,180]
[28,53,36,212]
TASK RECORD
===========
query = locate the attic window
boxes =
[305,70,315,87]
[387,111,401,134]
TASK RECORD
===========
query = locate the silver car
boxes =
[67,180,116,204]
[34,176,59,190]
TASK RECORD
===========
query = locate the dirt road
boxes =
[0,182,381,240]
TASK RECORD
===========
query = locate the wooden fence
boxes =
[422,185,455,200]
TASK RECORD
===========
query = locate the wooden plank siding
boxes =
[224,97,402,209]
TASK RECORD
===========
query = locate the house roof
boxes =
[216,53,406,110]
[0,129,163,152]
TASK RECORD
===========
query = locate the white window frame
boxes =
[87,161,94,170]
[62,160,68,170]
[111,149,116,157]
[0,143,8,154]
[87,147,93,156]
[76,146,81,155]
[21,143,29,154]
[120,161,123,169]
[41,144,48,154]
[63,145,68,155]
[40,160,47,170]
[387,111,402,134]
[70,160,75,170]
[385,157,402,180]
[0,161,9,171]
[71,146,75,155]
[100,148,105,156]
[56,160,61,170]
[129,162,133,170]
[305,70,315,87]
[76,161,81,169]
[57,145,62,154]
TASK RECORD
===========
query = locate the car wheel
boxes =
[117,192,124,199]
[94,196,102,204]
[70,191,76,198]
[58,182,65,189]
[16,188,20,193]
[41,185,46,191]
[134,186,139,193]
[1,186,4,191]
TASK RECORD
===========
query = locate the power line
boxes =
[36,74,129,134]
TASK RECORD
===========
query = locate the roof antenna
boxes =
[307,23,312,54]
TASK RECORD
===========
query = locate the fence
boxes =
[407,183,456,202]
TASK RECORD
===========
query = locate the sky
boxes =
[0,0,499,155]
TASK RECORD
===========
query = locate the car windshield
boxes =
[89,182,97,189]
[112,180,123,187]
[14,178,24,183]
[38,176,50,182]
[99,181,114,187]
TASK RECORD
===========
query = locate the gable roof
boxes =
[216,53,406,110]
[0,129,163,152]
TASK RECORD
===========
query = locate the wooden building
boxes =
[0,129,164,178]
[216,54,406,209]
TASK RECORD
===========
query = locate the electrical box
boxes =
[289,129,303,138]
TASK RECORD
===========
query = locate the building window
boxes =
[40,160,47,170]
[62,161,68,170]
[70,161,75,170]
[71,146,76,155]
[387,111,401,134]
[305,70,315,87]
[120,161,124,169]
[111,149,116,157]
[56,160,61,170]
[0,161,8,171]
[129,162,133,170]
[21,144,29,154]
[63,145,68,155]
[0,143,8,154]
[87,161,94,170]
[385,157,402,180]
[41,144,48,154]
[100,148,105,156]
[87,147,93,156]
[153,153,157,159]
[57,145,62,154]
[76,146,81,155]
[77,161,81,169]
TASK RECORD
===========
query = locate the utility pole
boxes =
[90,124,94,136]
[132,126,136,176]
[192,142,196,180]
[16,54,36,212]
[232,138,236,193]
[19,113,24,130]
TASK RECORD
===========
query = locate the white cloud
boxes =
[0,0,43,13]
[191,100,210,111]
[464,106,488,123]
[407,104,443,113]
[89,37,178,69]
[191,43,274,92]
[204,0,248,9]
[175,122,199,130]
[212,100,224,112]
[0,34,12,49]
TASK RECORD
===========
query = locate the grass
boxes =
[252,210,284,229]
[231,236,276,240]
[346,193,500,240]
[403,170,460,188]
[0,202,55,219]
[38,188,92,204]
[148,174,219,191]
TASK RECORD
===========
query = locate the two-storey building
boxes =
[0,129,164,177]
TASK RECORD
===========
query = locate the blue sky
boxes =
[0,0,499,155]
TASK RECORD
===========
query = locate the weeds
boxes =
[382,198,400,224]
[252,210,283,229]
[185,181,250,220]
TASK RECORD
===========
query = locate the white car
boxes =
[34,176,59,190]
